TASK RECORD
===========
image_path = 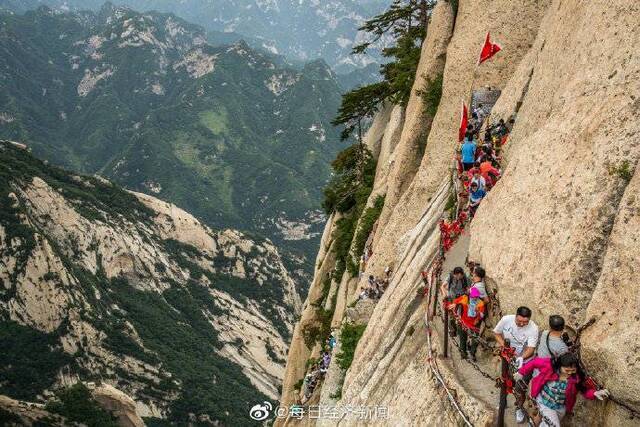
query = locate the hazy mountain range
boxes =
[0,0,390,73]
[0,4,352,274]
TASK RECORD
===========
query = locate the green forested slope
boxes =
[0,141,298,425]
[0,4,346,268]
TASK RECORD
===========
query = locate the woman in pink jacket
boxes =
[515,353,609,426]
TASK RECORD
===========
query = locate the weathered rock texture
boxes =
[0,143,300,422]
[0,395,70,426]
[470,1,640,425]
[369,0,549,282]
[90,383,146,427]
[281,0,639,425]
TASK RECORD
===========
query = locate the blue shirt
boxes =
[469,188,486,203]
[461,140,477,163]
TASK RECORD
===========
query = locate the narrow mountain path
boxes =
[436,226,520,426]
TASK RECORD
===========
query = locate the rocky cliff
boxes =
[0,140,300,425]
[280,0,639,425]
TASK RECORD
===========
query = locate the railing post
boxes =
[497,339,510,427]
[443,305,449,358]
[431,287,438,319]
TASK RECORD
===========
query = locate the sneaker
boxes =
[515,409,526,424]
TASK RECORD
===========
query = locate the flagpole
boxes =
[468,32,486,110]
[468,60,480,108]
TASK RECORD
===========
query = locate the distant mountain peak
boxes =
[0,0,390,73]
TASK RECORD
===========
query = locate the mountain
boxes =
[0,139,300,424]
[0,0,390,74]
[336,62,382,91]
[0,4,347,275]
[280,1,640,426]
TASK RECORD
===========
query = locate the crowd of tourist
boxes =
[441,264,610,426]
[357,268,392,302]
[456,112,511,218]
[438,107,610,426]
[301,332,337,403]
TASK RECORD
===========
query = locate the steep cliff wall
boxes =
[0,142,300,424]
[281,0,639,425]
[469,1,640,425]
[279,101,402,410]
[369,0,549,282]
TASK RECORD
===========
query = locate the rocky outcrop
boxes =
[281,0,639,425]
[376,0,454,219]
[90,383,145,427]
[0,142,299,423]
[280,212,340,408]
[0,395,70,426]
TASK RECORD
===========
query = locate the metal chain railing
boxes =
[423,263,474,427]
[430,120,640,425]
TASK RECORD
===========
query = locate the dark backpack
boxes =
[447,273,469,296]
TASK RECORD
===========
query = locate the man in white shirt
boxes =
[494,306,539,424]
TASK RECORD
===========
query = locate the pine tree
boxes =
[331,82,391,141]
[333,0,436,141]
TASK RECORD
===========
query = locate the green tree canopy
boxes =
[331,82,391,140]
[46,384,119,427]
[322,144,376,215]
[333,1,436,140]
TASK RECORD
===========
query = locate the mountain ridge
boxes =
[0,0,391,73]
[0,4,347,279]
[0,139,299,424]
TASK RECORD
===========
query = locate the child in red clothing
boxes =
[448,287,486,360]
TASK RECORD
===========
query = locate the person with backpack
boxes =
[448,287,486,361]
[440,266,470,300]
[515,353,609,427]
[441,267,470,337]
[538,315,570,360]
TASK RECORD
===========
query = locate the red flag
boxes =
[458,101,468,142]
[478,32,502,64]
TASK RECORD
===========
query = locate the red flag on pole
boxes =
[458,101,468,142]
[478,32,502,64]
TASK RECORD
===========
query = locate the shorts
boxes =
[462,162,474,171]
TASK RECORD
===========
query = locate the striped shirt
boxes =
[539,380,567,410]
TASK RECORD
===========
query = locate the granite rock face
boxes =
[280,0,639,425]
[0,143,300,422]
